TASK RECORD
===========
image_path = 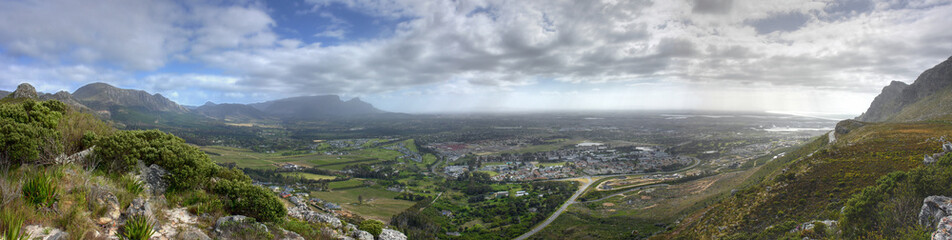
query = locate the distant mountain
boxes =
[72,82,189,113]
[194,102,269,122]
[249,95,385,120]
[858,56,952,122]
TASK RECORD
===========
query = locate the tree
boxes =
[358,195,364,205]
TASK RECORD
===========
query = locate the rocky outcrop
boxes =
[379,229,407,240]
[88,186,121,226]
[124,198,154,221]
[858,56,952,122]
[23,225,68,240]
[214,215,270,239]
[178,227,212,240]
[925,141,952,165]
[9,83,38,99]
[55,147,95,165]
[858,81,908,122]
[138,163,169,196]
[920,196,952,227]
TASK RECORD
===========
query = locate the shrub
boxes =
[0,100,66,165]
[23,172,57,208]
[213,179,286,222]
[117,214,155,240]
[0,210,29,240]
[93,130,216,190]
[359,219,384,236]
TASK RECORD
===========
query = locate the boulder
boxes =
[23,225,68,240]
[55,147,95,164]
[214,215,269,238]
[124,198,154,222]
[88,186,121,226]
[353,230,374,240]
[278,228,305,240]
[935,216,952,240]
[920,196,952,227]
[288,206,342,228]
[379,229,407,240]
[926,155,938,164]
[139,163,169,196]
[943,142,952,153]
[178,227,212,240]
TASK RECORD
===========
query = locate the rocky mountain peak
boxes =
[858,56,952,122]
[10,83,38,99]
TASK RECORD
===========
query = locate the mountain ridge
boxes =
[858,56,952,122]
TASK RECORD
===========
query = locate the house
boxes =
[324,202,341,210]
[515,190,528,197]
[440,210,454,218]
[494,191,509,198]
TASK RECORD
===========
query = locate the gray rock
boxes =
[278,228,305,240]
[337,236,356,240]
[353,230,374,240]
[926,155,938,164]
[943,142,952,153]
[23,225,68,240]
[178,227,212,240]
[124,198,153,222]
[935,216,952,240]
[288,205,342,228]
[920,196,952,227]
[214,215,269,238]
[378,229,407,240]
[139,163,169,196]
[10,83,38,99]
[56,146,95,164]
[88,186,121,226]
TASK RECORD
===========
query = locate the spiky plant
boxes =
[0,210,29,240]
[22,173,57,208]
[117,214,154,240]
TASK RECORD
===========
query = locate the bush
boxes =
[213,179,286,222]
[359,219,384,236]
[117,214,154,240]
[23,172,58,208]
[0,100,66,165]
[94,130,217,190]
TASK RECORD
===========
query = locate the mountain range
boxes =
[0,82,388,122]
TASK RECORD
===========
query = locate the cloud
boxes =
[0,0,951,113]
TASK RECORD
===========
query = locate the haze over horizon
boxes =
[1,0,950,114]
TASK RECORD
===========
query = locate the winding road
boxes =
[513,176,593,240]
[513,158,701,240]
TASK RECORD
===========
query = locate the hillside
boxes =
[0,92,407,239]
[72,82,189,114]
[664,55,952,239]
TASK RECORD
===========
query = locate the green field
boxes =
[328,178,366,189]
[201,145,405,170]
[281,172,336,180]
[311,186,416,221]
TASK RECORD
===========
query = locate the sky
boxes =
[0,0,950,114]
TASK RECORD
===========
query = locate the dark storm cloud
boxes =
[748,11,810,34]
[692,0,733,15]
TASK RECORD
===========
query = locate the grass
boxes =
[201,145,405,171]
[479,171,500,177]
[310,186,416,221]
[23,171,58,208]
[328,179,366,190]
[118,214,155,240]
[281,172,336,180]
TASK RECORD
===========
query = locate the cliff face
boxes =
[72,83,188,113]
[857,81,908,122]
[858,56,952,122]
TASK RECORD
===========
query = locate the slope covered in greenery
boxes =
[664,121,952,239]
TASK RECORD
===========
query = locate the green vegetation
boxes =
[22,171,57,208]
[0,100,66,165]
[117,214,155,240]
[0,210,28,240]
[311,186,416,221]
[359,219,384,236]
[212,179,287,222]
[92,130,218,191]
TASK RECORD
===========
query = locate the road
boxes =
[513,158,701,240]
[513,176,593,240]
